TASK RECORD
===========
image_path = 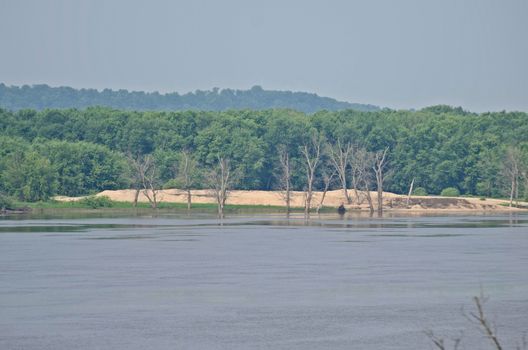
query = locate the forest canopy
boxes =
[0,84,379,114]
[0,106,527,202]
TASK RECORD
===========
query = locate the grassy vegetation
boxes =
[440,187,460,197]
[497,201,528,209]
[0,194,16,210]
[13,198,333,214]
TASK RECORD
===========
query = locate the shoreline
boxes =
[52,188,528,213]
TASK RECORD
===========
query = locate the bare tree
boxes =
[127,153,161,208]
[465,293,504,350]
[174,149,199,210]
[300,133,323,216]
[427,292,528,350]
[424,330,463,350]
[373,147,389,215]
[126,153,143,207]
[502,146,522,207]
[328,139,353,204]
[350,146,367,205]
[363,174,375,214]
[207,156,233,218]
[351,147,375,212]
[524,169,528,205]
[140,154,161,209]
[316,168,337,214]
[406,178,415,207]
[277,145,293,214]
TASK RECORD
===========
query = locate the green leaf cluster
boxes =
[0,106,527,201]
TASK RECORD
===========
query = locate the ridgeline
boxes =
[0,83,379,114]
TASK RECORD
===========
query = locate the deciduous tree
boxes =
[207,157,233,218]
[173,149,200,210]
[327,139,353,204]
[373,147,389,215]
[300,133,323,216]
[277,145,293,213]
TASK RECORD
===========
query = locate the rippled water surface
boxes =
[1,212,527,349]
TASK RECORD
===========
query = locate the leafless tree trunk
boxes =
[328,139,353,204]
[277,145,292,214]
[316,168,337,213]
[175,149,198,210]
[133,189,141,207]
[140,155,161,209]
[350,146,368,205]
[300,133,323,216]
[363,178,374,213]
[126,153,143,208]
[373,147,389,215]
[515,180,519,207]
[208,157,233,218]
[407,178,415,207]
[524,169,528,204]
[127,153,160,209]
[351,147,374,211]
[351,174,361,204]
[502,146,522,207]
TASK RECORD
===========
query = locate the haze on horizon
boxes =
[1,0,527,112]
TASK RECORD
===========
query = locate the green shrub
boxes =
[440,187,460,197]
[78,195,114,209]
[0,194,15,210]
[412,187,427,196]
[475,181,491,197]
[163,178,180,189]
[1,151,58,202]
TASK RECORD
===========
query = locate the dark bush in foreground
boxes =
[78,195,115,209]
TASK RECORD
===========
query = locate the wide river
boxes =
[1,211,527,349]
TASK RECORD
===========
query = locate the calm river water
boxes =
[1,212,527,349]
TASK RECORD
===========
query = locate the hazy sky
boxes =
[1,0,527,111]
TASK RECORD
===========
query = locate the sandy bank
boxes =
[54,188,527,212]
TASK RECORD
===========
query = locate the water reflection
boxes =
[0,212,527,350]
[1,211,526,233]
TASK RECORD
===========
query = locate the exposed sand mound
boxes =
[54,188,527,212]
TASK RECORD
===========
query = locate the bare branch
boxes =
[127,152,161,208]
[316,167,337,213]
[373,147,389,215]
[424,330,446,350]
[300,133,323,217]
[173,149,199,210]
[351,146,375,211]
[502,146,522,207]
[207,156,233,218]
[327,139,353,204]
[425,329,463,349]
[277,145,293,213]
[464,292,503,350]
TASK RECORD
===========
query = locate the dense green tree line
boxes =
[0,84,378,114]
[0,106,527,202]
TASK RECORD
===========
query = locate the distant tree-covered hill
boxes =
[0,83,379,113]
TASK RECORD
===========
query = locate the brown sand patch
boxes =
[54,189,527,212]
